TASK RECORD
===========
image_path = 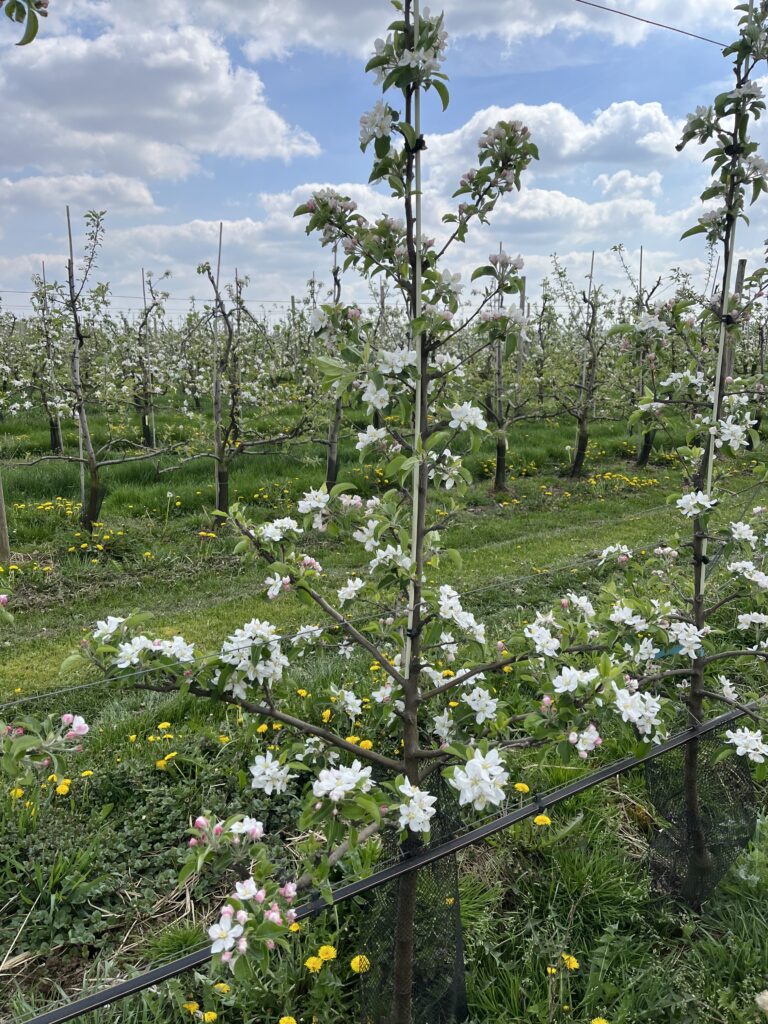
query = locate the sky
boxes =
[0,0,764,322]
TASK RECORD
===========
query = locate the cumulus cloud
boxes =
[0,22,319,180]
[593,169,664,197]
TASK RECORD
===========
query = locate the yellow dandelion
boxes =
[182,1002,199,1014]
[56,783,71,796]
[81,770,94,777]
[256,724,269,734]
[533,814,551,827]
[289,922,301,933]
[213,982,230,994]
[321,709,332,723]
[202,1013,217,1023]
[158,722,171,730]
[359,739,373,750]
[546,966,557,976]
[279,1017,298,1024]
[9,787,24,799]
[318,945,337,961]
[514,782,530,794]
[350,954,371,974]
[561,953,579,971]
[304,955,323,973]
[218,735,231,744]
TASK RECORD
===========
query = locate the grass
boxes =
[2,409,768,1023]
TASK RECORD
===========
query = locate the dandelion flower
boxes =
[561,953,579,970]
[318,945,337,961]
[304,956,323,973]
[350,954,371,974]
[279,1017,298,1024]
[546,966,557,976]
[533,814,551,826]
[182,1003,199,1014]
[514,782,530,794]
[213,982,230,994]
[203,1014,218,1023]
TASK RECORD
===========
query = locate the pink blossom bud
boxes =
[286,909,297,924]
[617,554,629,565]
[61,713,74,726]
[266,939,275,951]
[314,802,323,810]
[213,823,223,836]
[496,640,505,651]
[194,816,209,830]
[221,904,233,916]
[0,595,8,607]
[254,889,266,904]
[279,882,297,902]
[188,838,198,848]
[568,732,578,744]
[725,375,734,384]
[578,750,588,759]
[221,951,233,964]
[236,910,249,925]
[541,695,553,707]
[560,598,570,609]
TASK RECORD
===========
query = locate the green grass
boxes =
[2,409,768,1023]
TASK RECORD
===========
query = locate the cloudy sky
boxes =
[0,0,763,320]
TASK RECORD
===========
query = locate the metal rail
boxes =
[22,705,749,1024]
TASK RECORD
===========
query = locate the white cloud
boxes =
[0,174,159,213]
[593,169,664,197]
[0,23,319,180]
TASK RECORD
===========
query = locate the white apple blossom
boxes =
[524,623,560,657]
[676,490,717,517]
[208,915,243,954]
[449,402,487,431]
[552,666,599,694]
[298,489,330,515]
[337,577,365,605]
[611,684,663,738]
[398,779,438,833]
[448,747,509,811]
[356,425,388,451]
[462,686,498,724]
[92,615,126,642]
[725,726,768,762]
[249,751,295,796]
[265,573,290,600]
[313,759,373,802]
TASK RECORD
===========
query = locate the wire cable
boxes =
[571,0,728,48]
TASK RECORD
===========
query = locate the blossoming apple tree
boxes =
[61,1,768,1020]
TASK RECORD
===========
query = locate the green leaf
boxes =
[330,481,356,499]
[16,7,39,45]
[680,224,707,240]
[431,79,450,111]
[471,265,497,281]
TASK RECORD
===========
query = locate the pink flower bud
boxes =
[496,640,505,652]
[213,823,223,836]
[560,598,570,609]
[541,695,553,707]
[725,375,734,384]
[221,951,233,963]
[236,910,249,925]
[266,939,275,951]
[188,838,198,847]
[286,909,297,924]
[0,595,8,607]
[568,732,578,744]
[279,882,297,902]
[578,750,588,759]
[221,904,233,916]
[61,713,74,726]
[194,816,209,830]
[254,888,266,904]
[617,554,629,565]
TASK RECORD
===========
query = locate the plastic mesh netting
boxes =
[356,778,468,1024]
[645,727,757,907]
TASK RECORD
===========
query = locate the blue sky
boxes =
[0,0,761,320]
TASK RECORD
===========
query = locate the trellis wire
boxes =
[18,705,751,1024]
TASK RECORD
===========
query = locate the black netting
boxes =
[357,777,468,1024]
[645,727,757,908]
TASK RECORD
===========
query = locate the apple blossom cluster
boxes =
[397,779,438,833]
[448,747,508,811]
[313,760,373,802]
[725,726,768,763]
[438,585,486,645]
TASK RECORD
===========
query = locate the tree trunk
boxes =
[0,470,11,563]
[325,396,343,491]
[215,459,229,520]
[636,428,656,468]
[141,405,155,449]
[49,415,63,454]
[493,431,507,492]
[83,471,105,532]
[569,417,589,477]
